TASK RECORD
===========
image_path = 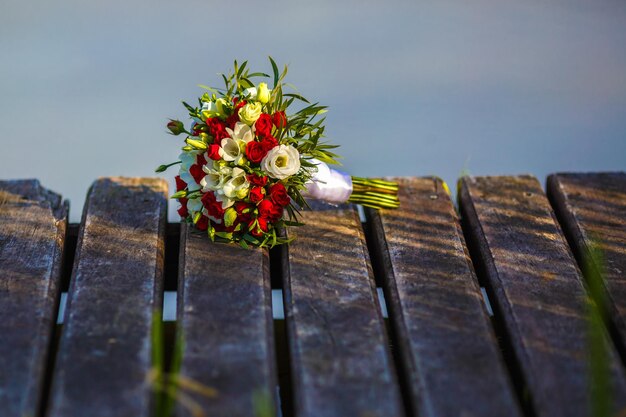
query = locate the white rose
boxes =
[261,145,301,180]
[238,102,262,125]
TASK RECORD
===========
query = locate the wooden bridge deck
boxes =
[1,173,625,417]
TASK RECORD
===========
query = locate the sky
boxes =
[1,0,625,221]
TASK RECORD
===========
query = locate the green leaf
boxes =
[282,220,306,227]
[242,234,261,245]
[239,77,254,89]
[215,231,234,240]
[269,56,279,87]
[283,93,310,103]
[236,60,248,80]
[182,101,196,113]
[247,72,270,78]
[198,84,221,94]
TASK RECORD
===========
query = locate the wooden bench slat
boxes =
[0,180,67,417]
[547,172,626,354]
[48,177,167,417]
[283,202,403,417]
[459,175,626,417]
[176,224,277,416]
[366,177,522,417]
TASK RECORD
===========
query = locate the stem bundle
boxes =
[348,177,400,209]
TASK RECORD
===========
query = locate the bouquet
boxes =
[157,58,399,248]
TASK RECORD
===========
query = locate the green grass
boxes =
[583,242,612,417]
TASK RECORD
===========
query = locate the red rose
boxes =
[201,191,225,219]
[268,183,291,207]
[226,113,239,129]
[249,217,269,237]
[257,217,269,232]
[249,186,265,203]
[206,117,228,141]
[233,98,247,111]
[189,164,205,184]
[247,174,268,187]
[233,201,253,225]
[177,198,189,218]
[272,111,287,128]
[258,199,282,222]
[260,136,278,152]
[237,212,253,226]
[254,114,273,138]
[196,153,207,166]
[246,141,267,164]
[235,201,253,213]
[175,175,187,192]
[207,144,221,160]
[195,215,209,231]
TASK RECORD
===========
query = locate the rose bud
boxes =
[167,119,185,135]
[257,82,271,104]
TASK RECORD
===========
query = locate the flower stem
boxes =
[155,160,182,173]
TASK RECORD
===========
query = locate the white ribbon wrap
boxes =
[304,159,353,204]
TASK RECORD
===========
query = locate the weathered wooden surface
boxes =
[48,177,167,417]
[0,180,67,417]
[176,223,277,417]
[547,172,626,356]
[458,175,626,417]
[283,201,403,417]
[366,177,521,417]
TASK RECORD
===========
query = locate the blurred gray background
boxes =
[1,0,625,221]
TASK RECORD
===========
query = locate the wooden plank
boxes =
[458,175,626,417]
[547,172,626,355]
[176,224,277,417]
[366,177,522,417]
[47,177,167,417]
[283,202,403,417]
[0,179,67,417]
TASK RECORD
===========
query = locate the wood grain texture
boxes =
[283,201,403,417]
[366,177,521,417]
[47,177,167,417]
[459,175,626,417]
[547,172,626,355]
[176,223,277,417]
[0,179,67,417]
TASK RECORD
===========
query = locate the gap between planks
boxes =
[56,222,391,324]
[56,286,390,323]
